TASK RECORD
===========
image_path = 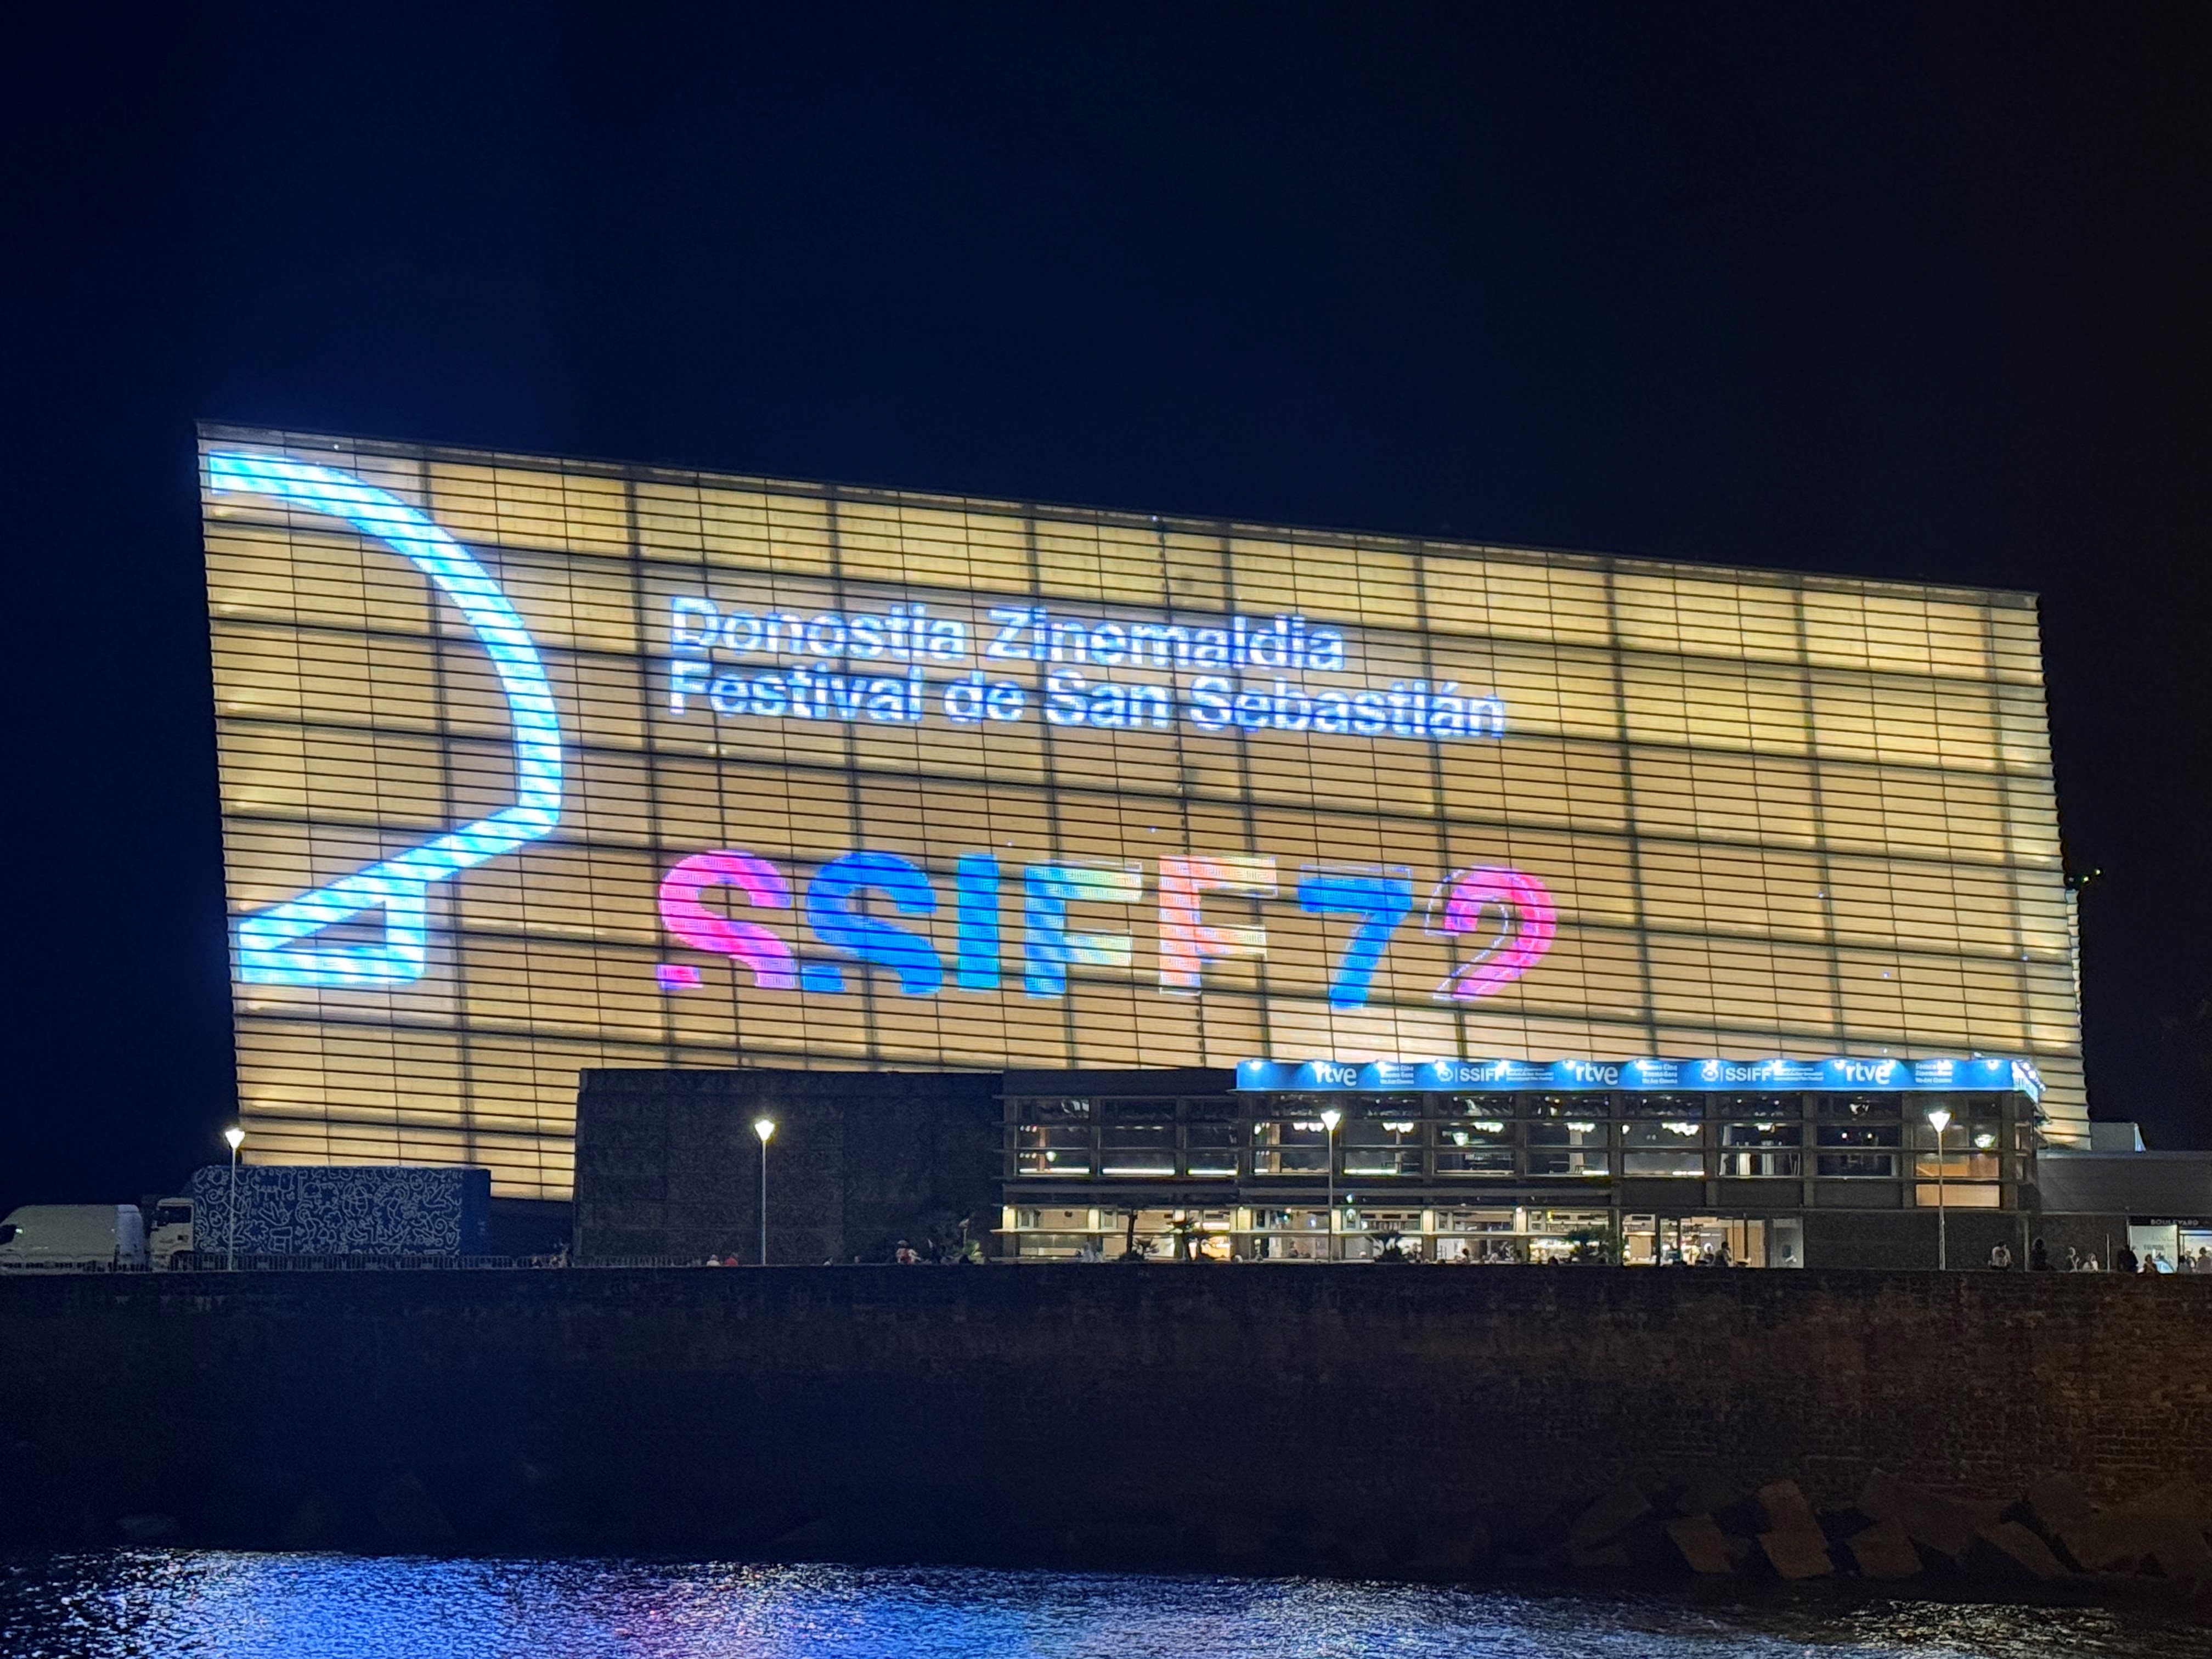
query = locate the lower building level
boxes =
[572,1056,2061,1271]
[1008,1201,1788,1266]
[1000,1062,2037,1267]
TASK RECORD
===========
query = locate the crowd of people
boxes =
[2011,1239,2212,1272]
[696,1235,982,1267]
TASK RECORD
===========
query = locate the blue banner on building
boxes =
[1233,1055,2041,1100]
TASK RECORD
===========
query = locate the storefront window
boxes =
[1099,1118,1175,1177]
[1622,1119,1703,1177]
[1006,1206,1097,1258]
[1251,1119,1330,1175]
[1817,1153,1897,1181]
[1438,1093,1516,1119]
[1912,1182,2001,1207]
[1714,1093,1796,1119]
[2177,1229,2212,1273]
[1720,1120,1802,1177]
[1622,1214,1769,1267]
[1342,1211,1422,1259]
[1184,1119,1238,1177]
[1528,1119,1606,1177]
[1816,1116,1900,1176]
[1620,1092,1699,1119]
[1525,1209,1615,1262]
[1436,1118,1514,1175]
[1343,1116,1423,1177]
[1247,1207,1330,1260]
[1015,1121,1093,1176]
[1912,1148,2001,1181]
[1818,1093,1901,1122]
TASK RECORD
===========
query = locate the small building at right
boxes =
[2035,1120,2212,1271]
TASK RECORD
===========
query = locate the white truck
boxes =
[0,1205,148,1270]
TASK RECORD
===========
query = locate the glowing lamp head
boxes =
[223,1126,245,1152]
[1974,1131,1996,1150]
[752,1118,776,1145]
[1319,1109,1342,1133]
[1926,1108,1953,1136]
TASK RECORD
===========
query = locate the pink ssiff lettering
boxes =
[656,851,799,991]
[1427,866,1559,1002]
[653,845,1556,1006]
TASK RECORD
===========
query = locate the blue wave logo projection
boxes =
[207,453,563,988]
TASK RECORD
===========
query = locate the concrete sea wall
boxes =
[3,1266,2209,1562]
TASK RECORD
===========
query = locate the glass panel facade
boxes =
[998,1084,2033,1258]
[204,427,2085,1198]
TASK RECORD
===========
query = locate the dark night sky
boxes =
[5,4,2209,1210]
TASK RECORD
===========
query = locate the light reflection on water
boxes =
[3,1554,2210,1659]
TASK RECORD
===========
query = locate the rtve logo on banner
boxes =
[211,450,1557,1012]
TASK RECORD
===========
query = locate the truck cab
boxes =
[148,1199,193,1270]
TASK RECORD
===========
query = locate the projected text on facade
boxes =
[204,428,2083,1198]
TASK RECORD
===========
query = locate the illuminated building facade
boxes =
[204,426,2084,1201]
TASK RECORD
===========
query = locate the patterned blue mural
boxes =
[189,1166,492,1255]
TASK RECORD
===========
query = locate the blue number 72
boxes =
[1297,865,1414,1009]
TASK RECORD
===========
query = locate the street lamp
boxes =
[1319,1109,1342,1261]
[1926,1108,1952,1270]
[222,1125,245,1272]
[753,1118,776,1265]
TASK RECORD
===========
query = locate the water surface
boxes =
[4,1554,2209,1658]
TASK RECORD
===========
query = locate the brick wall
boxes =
[3,1266,2207,1553]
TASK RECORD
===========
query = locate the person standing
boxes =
[2030,1237,2051,1271]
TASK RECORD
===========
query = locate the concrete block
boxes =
[1674,1471,1744,1517]
[1665,1513,1735,1575]
[1970,1521,2073,1582]
[2151,1527,2212,1588]
[1857,1468,1979,1558]
[1756,1479,1820,1537]
[1570,1479,1652,1548]
[1846,1519,1922,1580]
[2059,1481,2212,1575]
[2146,1479,2212,1530]
[1759,1525,1834,1579]
[2024,1472,2097,1537]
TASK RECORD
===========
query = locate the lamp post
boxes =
[1319,1109,1341,1261]
[222,1125,245,1272]
[753,1118,775,1265]
[1926,1107,1952,1270]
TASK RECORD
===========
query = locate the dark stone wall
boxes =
[1804,1207,2059,1269]
[4,1266,2211,1558]
[574,1068,1002,1263]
